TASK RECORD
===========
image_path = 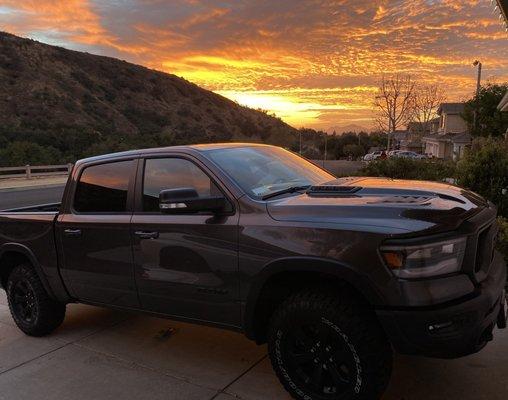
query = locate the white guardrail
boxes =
[0,164,73,179]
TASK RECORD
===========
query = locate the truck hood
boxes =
[266,177,489,235]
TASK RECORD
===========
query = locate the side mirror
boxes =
[159,188,227,214]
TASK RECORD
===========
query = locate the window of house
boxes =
[74,160,133,213]
[142,158,219,212]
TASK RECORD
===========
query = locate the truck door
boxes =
[56,158,139,308]
[130,155,240,327]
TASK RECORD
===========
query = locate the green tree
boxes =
[0,141,62,167]
[342,144,364,159]
[359,158,456,181]
[457,137,508,217]
[463,83,508,137]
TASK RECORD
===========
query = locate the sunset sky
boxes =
[1,0,507,130]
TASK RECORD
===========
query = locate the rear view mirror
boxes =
[159,188,226,214]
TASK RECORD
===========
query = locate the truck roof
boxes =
[75,142,273,166]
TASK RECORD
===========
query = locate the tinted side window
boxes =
[74,160,132,212]
[143,158,218,212]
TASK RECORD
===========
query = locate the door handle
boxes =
[63,228,82,237]
[134,231,159,239]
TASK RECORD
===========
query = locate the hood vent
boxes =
[307,185,362,196]
[367,195,432,205]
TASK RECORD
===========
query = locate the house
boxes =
[422,102,471,160]
[391,130,409,150]
[429,117,440,134]
[399,121,437,153]
[391,120,439,154]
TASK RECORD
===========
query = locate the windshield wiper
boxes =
[262,185,311,200]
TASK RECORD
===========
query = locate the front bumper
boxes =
[377,251,507,359]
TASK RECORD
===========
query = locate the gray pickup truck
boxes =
[0,143,506,400]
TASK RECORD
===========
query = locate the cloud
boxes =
[0,0,507,129]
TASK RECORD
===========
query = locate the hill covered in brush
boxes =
[0,32,300,166]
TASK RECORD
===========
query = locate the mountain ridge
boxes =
[0,31,299,165]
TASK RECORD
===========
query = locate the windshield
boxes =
[206,146,334,199]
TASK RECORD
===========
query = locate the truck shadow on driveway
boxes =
[0,299,507,400]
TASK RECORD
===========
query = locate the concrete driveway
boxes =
[0,290,507,400]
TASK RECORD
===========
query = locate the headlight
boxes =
[380,237,467,279]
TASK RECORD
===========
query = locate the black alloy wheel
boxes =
[11,279,38,324]
[6,264,66,336]
[268,289,392,400]
[281,320,359,398]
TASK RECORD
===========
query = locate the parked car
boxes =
[363,150,383,161]
[0,143,506,400]
[387,150,403,157]
[392,150,427,159]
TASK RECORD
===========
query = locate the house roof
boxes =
[407,122,424,132]
[407,122,422,129]
[451,132,472,144]
[392,130,409,140]
[437,102,465,115]
[423,131,471,144]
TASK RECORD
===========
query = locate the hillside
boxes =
[0,32,299,166]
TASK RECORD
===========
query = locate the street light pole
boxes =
[323,134,327,168]
[472,60,482,131]
[473,60,482,97]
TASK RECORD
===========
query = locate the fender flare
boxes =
[242,256,385,340]
[0,243,56,298]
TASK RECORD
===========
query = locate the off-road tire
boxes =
[6,264,66,336]
[268,288,392,400]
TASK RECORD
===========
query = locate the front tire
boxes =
[268,289,392,400]
[6,264,66,336]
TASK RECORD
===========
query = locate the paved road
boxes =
[0,184,65,210]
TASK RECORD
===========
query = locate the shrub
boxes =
[343,144,364,159]
[359,157,457,181]
[0,141,62,167]
[497,217,508,262]
[457,138,508,218]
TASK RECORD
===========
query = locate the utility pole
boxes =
[473,60,482,97]
[387,119,392,152]
[299,130,302,155]
[323,134,327,168]
[472,60,482,131]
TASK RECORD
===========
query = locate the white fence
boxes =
[0,164,73,179]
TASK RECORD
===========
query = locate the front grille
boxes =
[474,222,498,275]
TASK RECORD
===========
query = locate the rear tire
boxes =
[268,288,392,400]
[6,264,66,336]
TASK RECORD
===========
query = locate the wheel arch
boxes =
[0,243,55,298]
[243,257,385,343]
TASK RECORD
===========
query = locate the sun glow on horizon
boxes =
[1,0,507,130]
[216,90,374,128]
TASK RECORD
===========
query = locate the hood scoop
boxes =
[366,195,433,205]
[307,185,362,197]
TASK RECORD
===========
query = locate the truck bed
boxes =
[0,205,65,298]
[0,202,61,213]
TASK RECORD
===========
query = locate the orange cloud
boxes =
[0,0,507,130]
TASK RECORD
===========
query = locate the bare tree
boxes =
[374,74,416,150]
[411,84,446,135]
